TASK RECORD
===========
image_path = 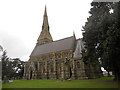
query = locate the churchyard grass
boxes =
[2,77,119,88]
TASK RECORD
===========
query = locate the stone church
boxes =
[24,7,102,80]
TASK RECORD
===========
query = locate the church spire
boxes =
[42,5,49,31]
[73,31,76,39]
[37,6,53,45]
[0,45,3,51]
[44,5,47,16]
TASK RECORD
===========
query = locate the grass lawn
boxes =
[2,77,119,88]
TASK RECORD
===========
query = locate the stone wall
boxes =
[24,50,88,80]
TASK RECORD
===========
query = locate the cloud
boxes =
[0,30,30,61]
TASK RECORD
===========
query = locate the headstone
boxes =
[8,80,13,83]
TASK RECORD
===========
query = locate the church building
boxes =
[24,7,102,80]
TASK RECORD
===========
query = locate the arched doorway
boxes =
[65,63,72,79]
[30,71,33,79]
[69,67,72,79]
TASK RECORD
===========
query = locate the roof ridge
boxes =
[54,36,73,42]
[37,36,73,46]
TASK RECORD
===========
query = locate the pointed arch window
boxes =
[77,62,80,68]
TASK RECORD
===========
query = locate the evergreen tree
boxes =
[2,51,24,80]
[82,1,120,82]
[2,51,14,80]
[103,2,120,81]
[82,2,112,78]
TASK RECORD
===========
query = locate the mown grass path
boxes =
[2,77,119,88]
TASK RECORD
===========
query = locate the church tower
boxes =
[37,6,53,45]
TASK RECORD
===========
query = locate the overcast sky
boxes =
[0,0,93,61]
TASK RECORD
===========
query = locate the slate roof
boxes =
[30,36,74,56]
